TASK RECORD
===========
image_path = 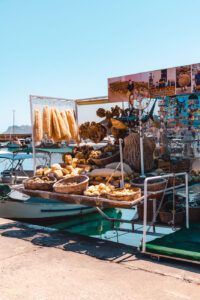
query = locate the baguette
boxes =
[54,108,68,138]
[43,105,53,139]
[52,109,61,140]
[65,109,79,141]
[89,168,126,178]
[60,111,71,140]
[34,109,43,142]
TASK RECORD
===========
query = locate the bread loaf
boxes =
[54,108,68,138]
[60,111,71,140]
[43,106,53,139]
[52,109,61,140]
[65,109,80,142]
[34,109,43,142]
[89,168,126,178]
[106,162,133,175]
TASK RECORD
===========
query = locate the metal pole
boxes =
[185,173,189,229]
[141,172,187,252]
[142,177,148,252]
[75,100,78,125]
[119,138,124,188]
[139,106,145,176]
[29,95,36,175]
[12,109,15,136]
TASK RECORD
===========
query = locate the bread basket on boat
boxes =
[53,175,89,194]
[106,187,141,202]
[23,176,56,191]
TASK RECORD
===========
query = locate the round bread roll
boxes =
[51,163,62,171]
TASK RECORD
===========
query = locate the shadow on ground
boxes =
[1,221,200,276]
[0,221,138,262]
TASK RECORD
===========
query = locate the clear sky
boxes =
[0,0,199,132]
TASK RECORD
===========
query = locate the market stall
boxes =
[14,63,200,264]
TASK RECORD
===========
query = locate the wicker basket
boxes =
[89,179,120,188]
[23,176,56,191]
[91,150,120,166]
[53,175,89,195]
[189,207,200,222]
[137,200,154,222]
[106,187,141,202]
[159,210,184,225]
[158,160,170,173]
[131,178,167,192]
[167,177,182,187]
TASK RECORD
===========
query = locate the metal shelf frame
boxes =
[95,173,188,241]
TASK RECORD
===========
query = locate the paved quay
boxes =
[0,218,200,300]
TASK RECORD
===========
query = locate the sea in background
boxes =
[0,147,174,248]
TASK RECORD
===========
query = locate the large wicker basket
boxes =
[131,178,167,192]
[91,150,120,166]
[159,210,184,225]
[137,200,154,222]
[23,176,56,191]
[106,187,141,202]
[53,175,89,195]
[167,176,182,187]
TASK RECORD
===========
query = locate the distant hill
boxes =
[3,125,32,134]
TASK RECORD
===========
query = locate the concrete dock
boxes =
[0,218,200,300]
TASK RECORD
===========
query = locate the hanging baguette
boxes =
[52,109,61,140]
[48,107,53,139]
[54,108,69,138]
[60,111,71,140]
[34,109,43,142]
[43,105,53,139]
[65,109,80,142]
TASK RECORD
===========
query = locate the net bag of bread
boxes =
[34,109,43,142]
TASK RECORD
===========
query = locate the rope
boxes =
[105,162,121,185]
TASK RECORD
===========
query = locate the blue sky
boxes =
[0,0,199,132]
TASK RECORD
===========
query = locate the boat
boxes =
[0,187,95,221]
[7,142,21,149]
[0,151,96,220]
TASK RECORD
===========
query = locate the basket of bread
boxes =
[23,176,56,191]
[88,168,126,187]
[84,183,115,197]
[36,163,84,179]
[106,186,141,201]
[53,175,89,194]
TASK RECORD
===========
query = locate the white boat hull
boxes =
[0,191,95,220]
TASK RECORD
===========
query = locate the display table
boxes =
[13,186,144,209]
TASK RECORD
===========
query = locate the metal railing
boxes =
[142,172,189,252]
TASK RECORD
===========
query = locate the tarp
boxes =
[145,223,200,262]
